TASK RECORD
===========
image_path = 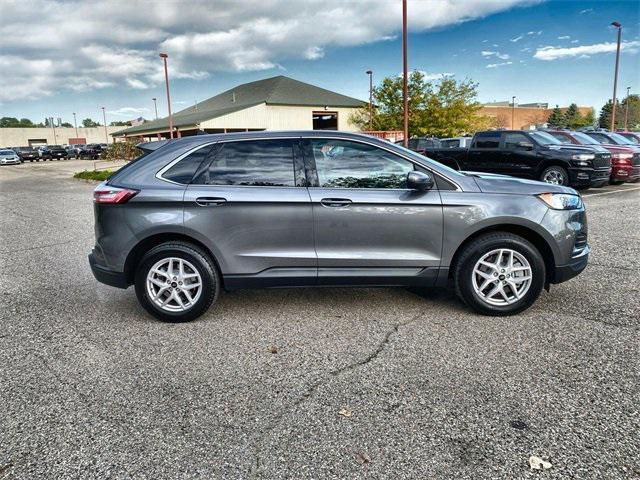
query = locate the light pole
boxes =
[366,70,373,130]
[624,86,630,131]
[402,0,409,147]
[73,112,78,139]
[152,97,158,119]
[511,96,516,129]
[159,53,174,139]
[49,117,57,144]
[101,107,108,143]
[610,21,622,131]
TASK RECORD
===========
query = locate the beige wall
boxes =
[199,103,361,131]
[480,105,593,130]
[0,127,121,147]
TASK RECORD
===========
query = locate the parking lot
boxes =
[0,160,638,479]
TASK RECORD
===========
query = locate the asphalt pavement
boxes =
[0,160,638,479]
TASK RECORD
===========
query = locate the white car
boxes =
[0,149,21,165]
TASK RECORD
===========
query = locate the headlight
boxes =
[537,193,583,210]
[571,154,595,161]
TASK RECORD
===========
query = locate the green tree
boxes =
[349,70,488,137]
[60,122,73,128]
[620,94,640,130]
[102,139,140,161]
[0,117,20,127]
[82,118,100,127]
[564,103,580,128]
[547,106,566,128]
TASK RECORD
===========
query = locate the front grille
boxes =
[573,232,588,255]
[633,153,640,167]
[593,153,611,169]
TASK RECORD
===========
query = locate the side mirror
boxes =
[407,171,435,191]
[518,141,534,150]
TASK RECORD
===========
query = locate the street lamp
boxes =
[152,97,158,120]
[511,96,516,129]
[72,112,78,139]
[159,53,174,139]
[366,70,373,130]
[624,86,631,131]
[402,0,409,147]
[610,21,622,131]
[101,107,108,143]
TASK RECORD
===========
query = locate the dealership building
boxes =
[113,75,367,140]
[480,101,593,130]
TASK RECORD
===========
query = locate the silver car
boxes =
[0,149,20,165]
[89,131,589,322]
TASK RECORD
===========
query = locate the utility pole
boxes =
[160,53,174,139]
[50,117,57,144]
[72,112,78,139]
[402,0,409,147]
[610,21,622,131]
[366,70,373,130]
[101,107,108,143]
[624,86,630,131]
[511,96,516,129]
[152,97,158,119]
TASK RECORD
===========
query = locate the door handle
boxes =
[195,197,227,207]
[320,198,352,207]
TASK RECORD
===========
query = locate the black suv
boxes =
[79,144,104,159]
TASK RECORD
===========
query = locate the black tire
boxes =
[539,165,569,186]
[609,180,624,185]
[454,232,546,316]
[134,241,220,322]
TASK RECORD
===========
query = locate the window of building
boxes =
[310,139,414,188]
[203,139,295,187]
[313,112,338,130]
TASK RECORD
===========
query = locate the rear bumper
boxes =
[89,252,129,289]
[552,245,589,284]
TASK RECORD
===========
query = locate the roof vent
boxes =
[231,92,236,103]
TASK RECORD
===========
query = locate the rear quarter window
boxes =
[162,145,214,184]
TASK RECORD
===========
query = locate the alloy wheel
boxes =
[472,248,532,306]
[146,257,202,312]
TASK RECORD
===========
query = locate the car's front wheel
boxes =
[134,242,220,322]
[454,232,545,316]
[540,165,569,186]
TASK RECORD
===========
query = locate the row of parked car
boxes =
[400,129,640,189]
[0,144,109,164]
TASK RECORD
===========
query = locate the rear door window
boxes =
[472,132,501,149]
[502,132,531,149]
[202,139,295,187]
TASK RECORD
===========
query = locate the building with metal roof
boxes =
[113,75,366,139]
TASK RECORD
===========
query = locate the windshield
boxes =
[608,132,635,145]
[530,131,563,145]
[0,150,15,155]
[571,132,599,145]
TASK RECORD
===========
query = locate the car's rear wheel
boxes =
[540,165,569,186]
[134,242,219,322]
[454,232,545,316]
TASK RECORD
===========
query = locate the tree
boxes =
[82,118,100,127]
[349,70,489,137]
[109,121,131,127]
[60,122,73,128]
[547,106,566,128]
[102,139,140,161]
[598,100,625,129]
[564,103,580,128]
[620,94,640,130]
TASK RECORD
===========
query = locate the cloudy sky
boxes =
[1,0,638,124]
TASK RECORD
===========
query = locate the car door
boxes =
[465,132,501,172]
[182,138,316,287]
[500,132,538,178]
[302,137,443,286]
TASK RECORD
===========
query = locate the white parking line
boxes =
[582,186,640,197]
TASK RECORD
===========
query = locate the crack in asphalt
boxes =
[248,311,423,478]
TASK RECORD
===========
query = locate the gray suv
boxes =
[89,131,589,322]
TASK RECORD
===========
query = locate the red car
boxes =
[546,130,639,184]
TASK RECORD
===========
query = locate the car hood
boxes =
[540,144,598,155]
[466,172,576,195]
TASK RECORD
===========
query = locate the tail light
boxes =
[93,184,139,204]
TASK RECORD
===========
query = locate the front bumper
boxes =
[89,252,129,289]
[589,167,612,186]
[552,245,589,284]
[0,158,21,165]
[611,165,640,182]
[567,167,595,187]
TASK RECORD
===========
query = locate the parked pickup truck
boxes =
[422,130,612,188]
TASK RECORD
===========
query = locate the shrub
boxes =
[74,169,113,181]
[102,140,141,161]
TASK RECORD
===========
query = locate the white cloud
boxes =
[557,35,570,40]
[580,8,593,14]
[534,40,640,61]
[527,30,542,35]
[481,50,510,59]
[107,106,150,116]
[486,61,513,68]
[0,0,537,101]
[571,39,579,44]
[510,35,524,42]
[421,71,454,80]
